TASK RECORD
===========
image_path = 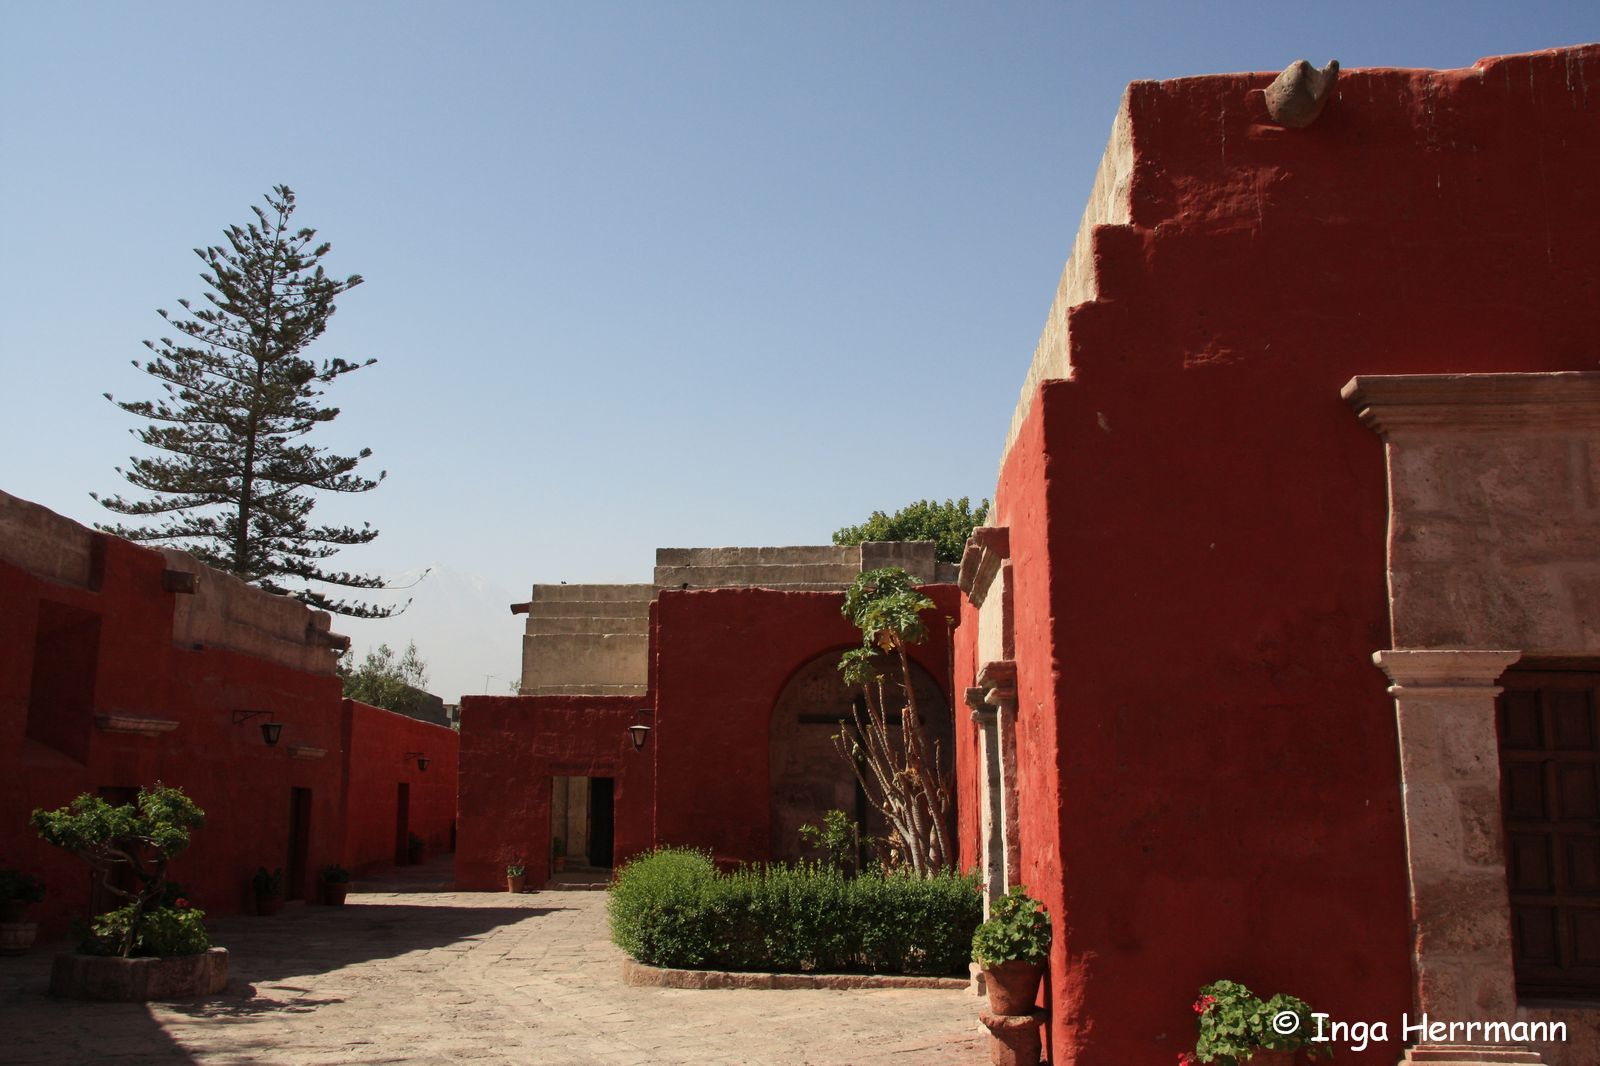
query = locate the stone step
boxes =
[524,615,649,635]
[518,683,649,697]
[1403,1048,1546,1064]
[527,583,654,603]
[654,562,862,588]
[656,545,858,567]
[523,599,654,618]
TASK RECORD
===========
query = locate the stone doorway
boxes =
[551,775,615,870]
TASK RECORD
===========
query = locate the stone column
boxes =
[978,661,1021,899]
[1375,649,1547,1066]
[966,686,1007,915]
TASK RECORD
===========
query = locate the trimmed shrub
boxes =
[608,848,980,975]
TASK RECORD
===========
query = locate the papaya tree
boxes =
[32,784,205,957]
[832,566,953,874]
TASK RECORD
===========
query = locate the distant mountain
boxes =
[334,564,525,703]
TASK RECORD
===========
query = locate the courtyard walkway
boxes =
[0,858,983,1065]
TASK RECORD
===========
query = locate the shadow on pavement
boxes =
[0,854,570,1064]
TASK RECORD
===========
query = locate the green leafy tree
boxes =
[831,497,990,565]
[93,185,398,618]
[32,784,206,957]
[832,567,952,875]
[339,641,432,715]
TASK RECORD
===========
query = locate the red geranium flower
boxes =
[175,898,190,909]
[1192,994,1217,1014]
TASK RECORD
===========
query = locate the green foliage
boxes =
[32,784,205,957]
[840,567,935,651]
[338,641,431,714]
[253,866,284,897]
[506,861,526,877]
[1187,979,1333,1064]
[607,848,981,975]
[93,185,398,618]
[552,836,566,857]
[320,864,350,884]
[81,902,209,958]
[798,809,859,875]
[832,497,990,565]
[971,884,1052,966]
[0,868,45,903]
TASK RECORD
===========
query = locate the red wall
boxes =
[1,508,461,937]
[651,586,958,863]
[989,45,1600,1064]
[339,699,459,874]
[455,695,650,890]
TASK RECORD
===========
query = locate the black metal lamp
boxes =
[232,710,283,746]
[405,751,430,772]
[628,724,651,751]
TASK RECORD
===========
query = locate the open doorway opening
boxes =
[288,788,311,901]
[550,776,615,871]
[394,782,410,865]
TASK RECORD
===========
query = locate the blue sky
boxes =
[2,2,1593,698]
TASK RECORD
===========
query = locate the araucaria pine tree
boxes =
[95,185,397,617]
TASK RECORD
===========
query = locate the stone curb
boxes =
[622,957,968,990]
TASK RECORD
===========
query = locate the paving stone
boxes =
[0,860,981,1064]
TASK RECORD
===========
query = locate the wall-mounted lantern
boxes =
[628,724,652,751]
[405,751,430,772]
[232,709,283,746]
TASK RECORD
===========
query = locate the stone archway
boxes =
[769,650,952,865]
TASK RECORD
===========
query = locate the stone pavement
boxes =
[0,857,984,1065]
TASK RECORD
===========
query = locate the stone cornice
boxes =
[94,713,179,737]
[958,527,1010,605]
[1342,372,1600,433]
[1372,649,1522,692]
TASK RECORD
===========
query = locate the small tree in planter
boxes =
[0,868,45,955]
[832,566,953,875]
[32,784,205,958]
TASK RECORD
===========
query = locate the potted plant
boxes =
[408,832,427,866]
[506,860,526,894]
[1183,979,1332,1065]
[0,868,45,955]
[971,884,1051,1014]
[552,836,567,873]
[319,864,351,906]
[31,784,227,1000]
[252,866,284,915]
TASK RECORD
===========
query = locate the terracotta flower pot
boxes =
[552,856,566,873]
[320,882,349,906]
[983,960,1045,1015]
[0,900,31,923]
[507,874,526,893]
[255,894,283,916]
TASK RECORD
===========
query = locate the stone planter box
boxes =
[50,947,228,1001]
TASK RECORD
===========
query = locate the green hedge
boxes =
[608,848,981,975]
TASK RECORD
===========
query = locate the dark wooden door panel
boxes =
[1499,670,1600,999]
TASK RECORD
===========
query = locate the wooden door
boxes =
[1499,670,1600,998]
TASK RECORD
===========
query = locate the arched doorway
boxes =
[768,649,952,865]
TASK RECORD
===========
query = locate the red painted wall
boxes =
[989,45,1600,1064]
[339,699,459,874]
[455,695,650,890]
[651,586,958,863]
[1,501,461,938]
